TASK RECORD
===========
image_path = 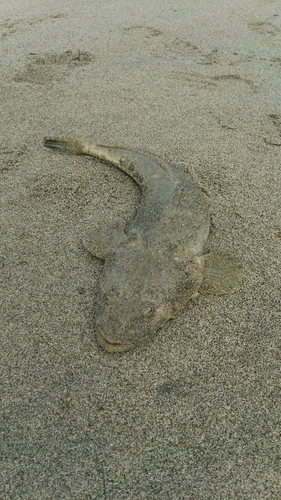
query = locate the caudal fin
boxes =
[43,136,87,155]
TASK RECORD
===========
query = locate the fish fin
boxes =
[43,136,88,155]
[199,249,242,295]
[82,222,126,260]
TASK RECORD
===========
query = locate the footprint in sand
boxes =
[121,25,199,58]
[263,114,281,146]
[13,50,94,85]
[1,13,66,38]
[248,21,280,36]
[0,145,27,173]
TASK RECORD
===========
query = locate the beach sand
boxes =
[1,0,280,497]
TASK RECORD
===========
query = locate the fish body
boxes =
[44,136,241,351]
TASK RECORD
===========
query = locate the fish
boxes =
[43,136,242,352]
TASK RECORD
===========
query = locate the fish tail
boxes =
[43,136,173,188]
[43,136,88,155]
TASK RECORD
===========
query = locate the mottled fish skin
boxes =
[43,136,211,351]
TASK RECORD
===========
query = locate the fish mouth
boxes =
[96,328,134,353]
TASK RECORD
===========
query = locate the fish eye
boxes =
[105,291,119,303]
[101,283,119,299]
[144,307,153,317]
[141,302,154,317]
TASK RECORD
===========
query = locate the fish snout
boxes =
[95,322,134,352]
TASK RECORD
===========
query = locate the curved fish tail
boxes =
[43,136,173,189]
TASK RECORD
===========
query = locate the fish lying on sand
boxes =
[43,136,242,352]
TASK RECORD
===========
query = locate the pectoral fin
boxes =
[199,249,242,295]
[82,222,126,260]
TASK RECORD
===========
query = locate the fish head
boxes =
[95,244,203,352]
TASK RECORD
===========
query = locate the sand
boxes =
[1,0,280,498]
